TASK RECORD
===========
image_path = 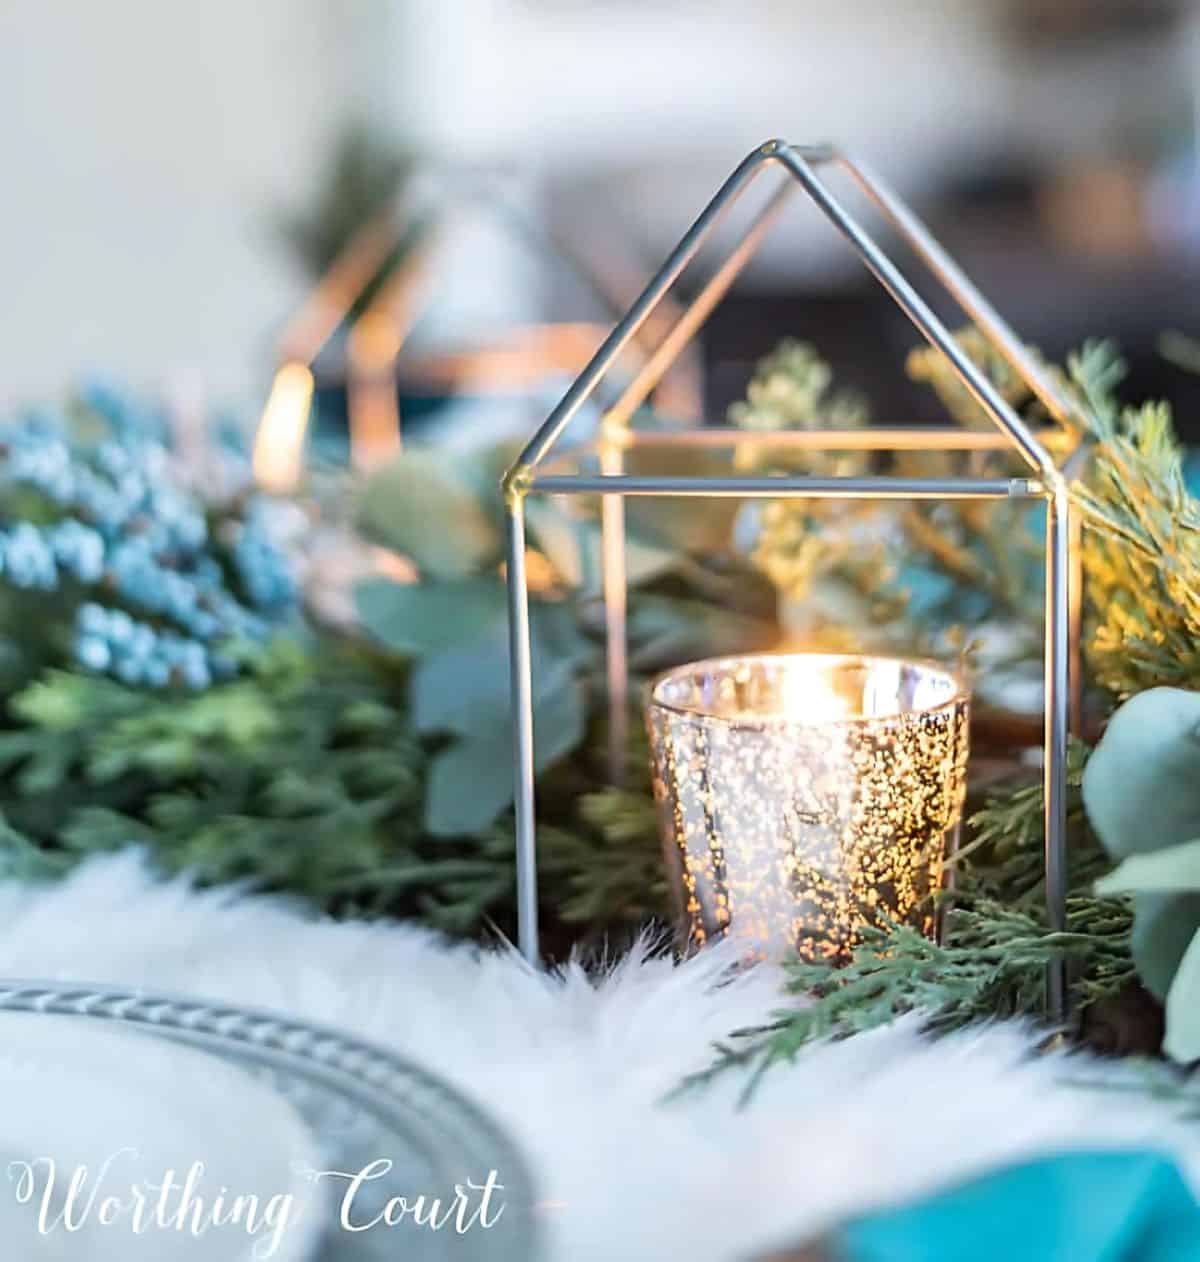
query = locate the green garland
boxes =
[0,637,671,943]
[1,334,1197,1073]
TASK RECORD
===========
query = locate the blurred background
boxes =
[2,0,1199,446]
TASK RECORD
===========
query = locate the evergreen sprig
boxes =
[0,641,440,911]
[681,868,1134,1103]
[1074,395,1200,695]
[732,335,1049,635]
[541,785,667,929]
[679,732,1133,1099]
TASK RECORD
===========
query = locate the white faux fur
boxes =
[0,851,1196,1260]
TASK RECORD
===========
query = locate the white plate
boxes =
[0,1013,322,1261]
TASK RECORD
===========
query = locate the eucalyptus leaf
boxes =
[1083,687,1200,1005]
[414,635,585,737]
[1163,926,1200,1062]
[453,441,518,532]
[1131,892,1200,1001]
[423,660,585,836]
[1082,687,1200,859]
[355,577,506,656]
[525,599,593,668]
[622,446,741,554]
[359,569,592,831]
[412,630,512,736]
[1095,837,1200,896]
[423,738,520,838]
[355,450,501,579]
[525,501,680,594]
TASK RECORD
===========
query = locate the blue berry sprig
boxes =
[230,503,296,613]
[0,390,297,690]
[73,601,235,691]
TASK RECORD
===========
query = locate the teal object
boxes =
[1183,449,1200,499]
[886,498,1046,626]
[832,1152,1200,1262]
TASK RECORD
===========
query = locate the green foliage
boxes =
[728,340,881,607]
[0,639,565,941]
[682,755,1134,1098]
[698,308,1200,1070]
[524,499,678,595]
[0,617,680,943]
[960,741,1090,896]
[418,651,585,837]
[1082,690,1200,871]
[0,643,431,904]
[352,438,777,836]
[905,326,1042,430]
[618,425,746,556]
[735,330,1200,701]
[693,328,1200,1081]
[729,338,868,436]
[1067,340,1200,698]
[541,787,667,929]
[682,888,1134,1101]
[1084,687,1200,1059]
[351,441,593,833]
[1072,395,1200,695]
[1098,840,1200,895]
[9,324,1200,1089]
[355,577,508,656]
[732,336,1047,640]
[1068,339,1127,432]
[355,451,504,580]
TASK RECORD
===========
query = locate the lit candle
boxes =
[646,654,969,962]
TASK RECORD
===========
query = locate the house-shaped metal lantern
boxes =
[502,140,1087,1017]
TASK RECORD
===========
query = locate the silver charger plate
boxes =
[0,981,541,1261]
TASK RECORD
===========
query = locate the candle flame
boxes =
[782,659,849,722]
[253,362,314,494]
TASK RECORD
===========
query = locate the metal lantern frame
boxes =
[502,139,1088,1017]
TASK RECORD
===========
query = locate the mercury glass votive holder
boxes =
[646,653,970,963]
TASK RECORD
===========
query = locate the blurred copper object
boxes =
[540,198,703,422]
[347,311,404,471]
[254,208,405,493]
[403,323,619,394]
[253,171,705,494]
[277,209,402,367]
[1040,159,1154,261]
[345,228,443,471]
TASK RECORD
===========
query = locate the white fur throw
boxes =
[0,851,1195,1260]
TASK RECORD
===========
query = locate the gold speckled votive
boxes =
[646,653,969,962]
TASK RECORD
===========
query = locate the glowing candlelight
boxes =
[646,653,969,962]
[252,362,314,494]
